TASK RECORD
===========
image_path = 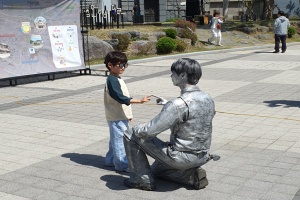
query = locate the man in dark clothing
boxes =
[132,3,140,23]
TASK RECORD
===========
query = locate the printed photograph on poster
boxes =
[48,25,82,68]
[0,43,10,59]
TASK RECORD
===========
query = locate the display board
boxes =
[0,0,85,79]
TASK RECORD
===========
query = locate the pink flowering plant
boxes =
[175,19,196,32]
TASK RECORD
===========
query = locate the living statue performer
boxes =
[123,58,219,191]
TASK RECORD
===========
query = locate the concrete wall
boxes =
[209,2,242,20]
[159,0,166,22]
[165,0,186,20]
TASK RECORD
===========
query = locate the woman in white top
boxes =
[208,11,225,46]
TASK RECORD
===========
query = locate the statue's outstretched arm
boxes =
[133,102,179,140]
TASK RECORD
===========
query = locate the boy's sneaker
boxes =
[216,44,223,46]
[124,178,156,191]
[193,167,209,190]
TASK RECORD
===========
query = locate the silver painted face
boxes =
[171,71,181,86]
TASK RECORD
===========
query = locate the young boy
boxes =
[104,51,150,172]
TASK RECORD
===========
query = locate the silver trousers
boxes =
[123,131,209,186]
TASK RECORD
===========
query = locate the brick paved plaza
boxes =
[0,44,300,200]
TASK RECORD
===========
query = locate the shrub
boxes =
[156,36,177,54]
[181,28,198,45]
[164,28,177,39]
[111,33,131,51]
[288,26,296,38]
[175,39,188,52]
[131,41,156,55]
[140,36,149,40]
[175,19,196,32]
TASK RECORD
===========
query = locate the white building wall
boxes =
[100,0,111,10]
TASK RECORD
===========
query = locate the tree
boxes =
[295,7,300,17]
[245,0,255,20]
[286,0,296,17]
[262,0,277,20]
[223,0,230,18]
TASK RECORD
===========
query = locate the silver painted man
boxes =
[123,58,216,191]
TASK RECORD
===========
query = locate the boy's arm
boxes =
[107,76,150,105]
[107,77,131,105]
[130,96,150,104]
[217,18,224,24]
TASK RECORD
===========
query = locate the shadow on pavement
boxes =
[100,175,192,192]
[264,100,300,108]
[254,51,275,53]
[61,153,115,172]
[199,40,211,45]
[293,189,300,200]
[62,153,197,192]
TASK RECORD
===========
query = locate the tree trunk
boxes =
[262,0,269,20]
[263,0,275,20]
[223,0,229,18]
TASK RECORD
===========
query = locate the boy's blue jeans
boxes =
[105,120,129,171]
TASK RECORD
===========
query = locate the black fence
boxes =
[80,0,125,31]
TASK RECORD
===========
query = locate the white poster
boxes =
[48,25,82,68]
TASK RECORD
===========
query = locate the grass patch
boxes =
[287,34,300,42]
[90,25,164,38]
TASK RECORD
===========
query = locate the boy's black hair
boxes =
[171,58,202,85]
[104,51,128,71]
[213,11,220,17]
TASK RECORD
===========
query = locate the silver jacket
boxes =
[133,85,215,154]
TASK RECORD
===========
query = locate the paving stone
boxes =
[1,44,300,200]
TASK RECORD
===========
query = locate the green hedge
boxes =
[156,36,177,54]
[288,26,296,38]
[164,28,177,39]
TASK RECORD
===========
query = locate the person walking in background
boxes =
[103,51,150,172]
[132,2,140,23]
[208,11,225,46]
[273,11,290,53]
